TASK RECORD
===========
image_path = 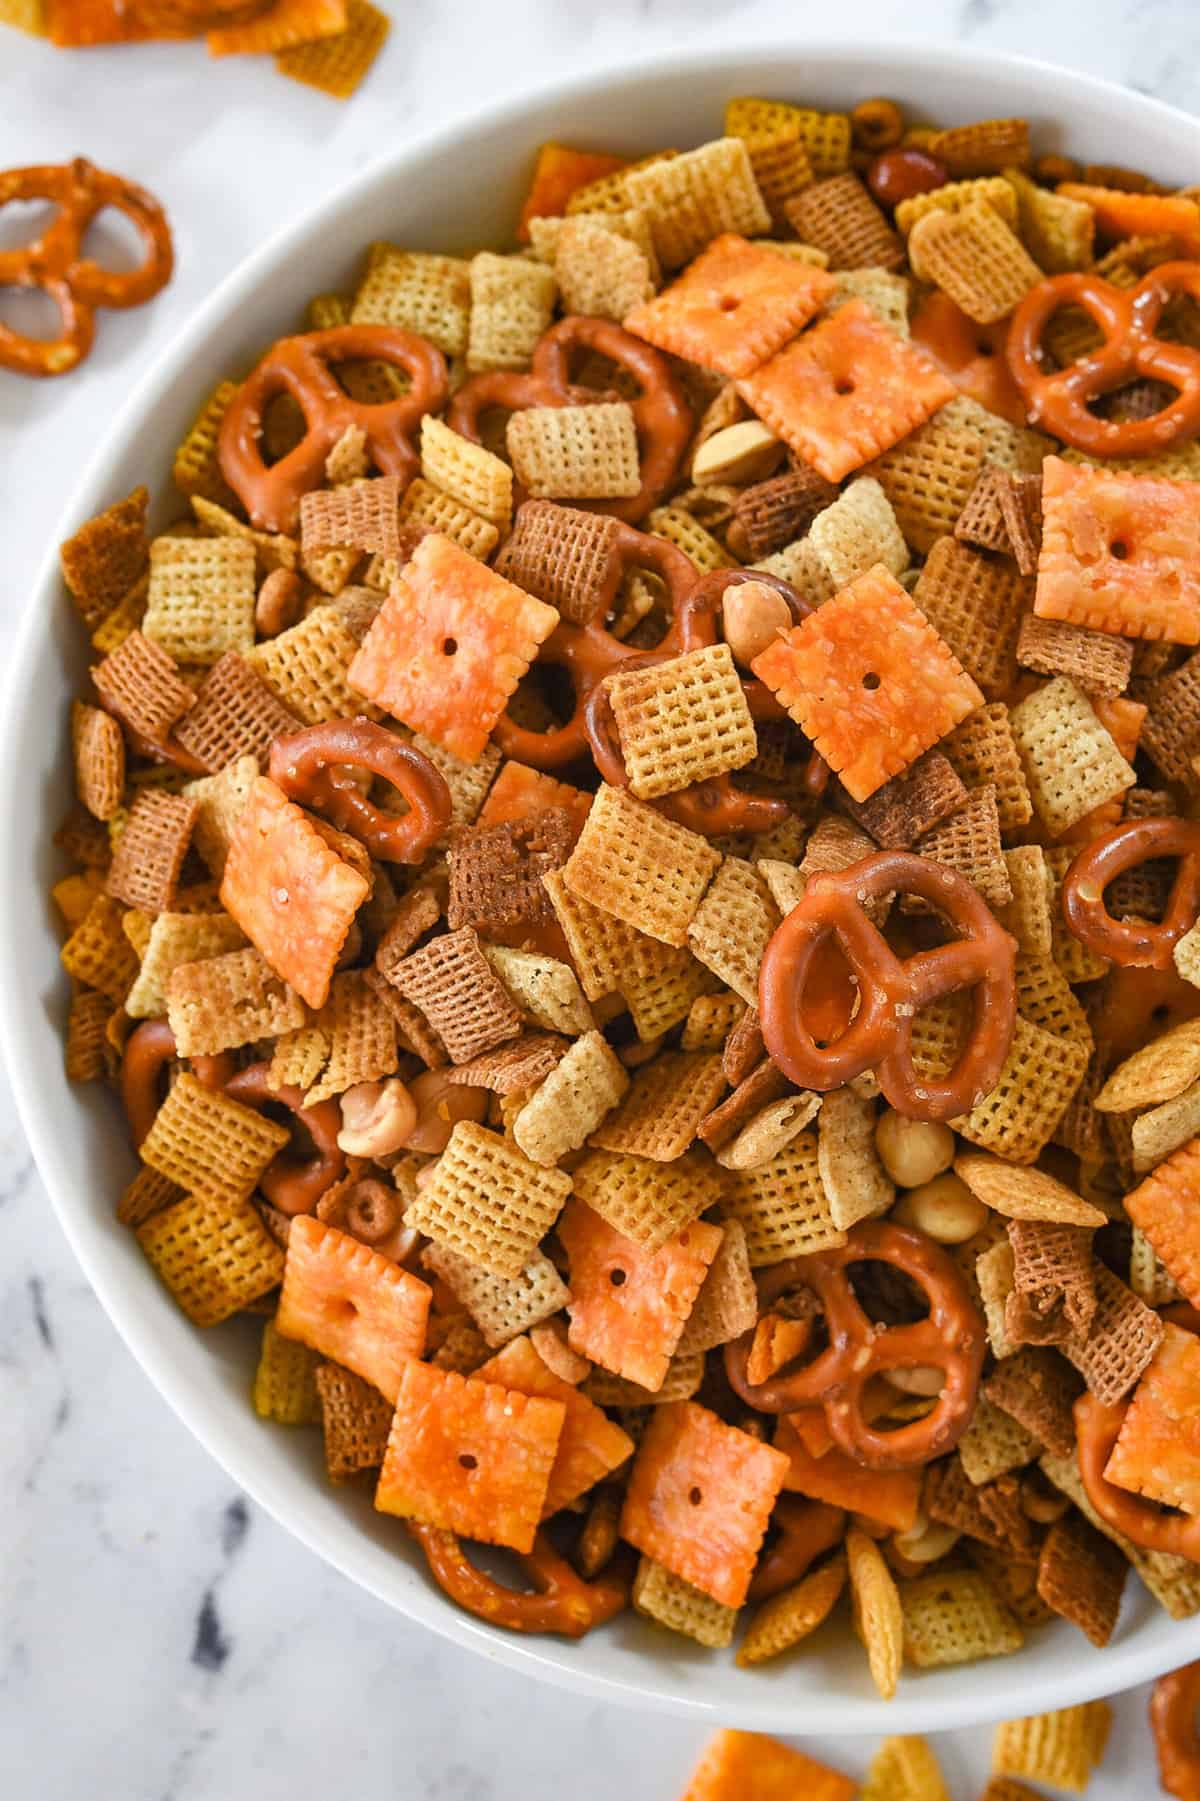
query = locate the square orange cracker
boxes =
[1036,455,1200,645]
[374,1358,564,1552]
[477,760,591,842]
[1126,1135,1200,1305]
[620,1399,789,1607]
[1057,183,1200,255]
[475,1335,634,1516]
[624,234,834,380]
[517,143,628,242]
[47,0,157,43]
[207,0,345,54]
[348,533,558,763]
[559,1198,722,1391]
[219,775,369,1010]
[751,564,982,801]
[1104,1321,1200,1515]
[736,300,955,483]
[277,1215,430,1404]
[680,1730,855,1801]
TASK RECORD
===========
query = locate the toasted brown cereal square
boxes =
[907,785,1012,910]
[1036,1513,1126,1647]
[407,1120,570,1277]
[136,1190,284,1327]
[585,1353,705,1411]
[390,927,522,1064]
[246,606,366,725]
[873,396,1048,555]
[106,789,198,915]
[1060,1262,1164,1405]
[421,1242,569,1347]
[507,402,640,501]
[304,969,399,1103]
[992,1703,1112,1794]
[1140,647,1200,788]
[184,753,258,880]
[729,465,840,561]
[681,991,746,1053]
[954,464,1013,556]
[911,538,1030,700]
[1016,612,1133,698]
[447,810,572,935]
[483,943,594,1037]
[1007,1217,1096,1342]
[623,137,770,268]
[313,1361,392,1480]
[171,651,300,773]
[60,486,149,632]
[608,646,758,801]
[899,1567,1023,1667]
[65,988,111,1082]
[940,704,1033,830]
[632,1557,738,1647]
[840,750,968,849]
[983,1347,1080,1459]
[92,629,195,745]
[494,500,625,626]
[818,1084,894,1230]
[71,701,125,822]
[571,1146,722,1252]
[371,885,442,984]
[511,1030,629,1166]
[684,857,780,1007]
[446,1034,567,1096]
[140,1071,290,1203]
[590,1051,727,1162]
[299,475,401,562]
[1010,677,1135,835]
[351,243,471,357]
[562,785,721,949]
[142,536,256,666]
[925,1457,1038,1560]
[720,1128,845,1266]
[60,894,139,1005]
[786,172,903,271]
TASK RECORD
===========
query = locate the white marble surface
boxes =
[3,4,1199,1795]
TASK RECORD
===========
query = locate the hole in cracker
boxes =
[862,671,881,691]
[333,1297,359,1322]
[0,284,64,345]
[459,1452,478,1471]
[609,1267,627,1287]
[442,637,458,657]
[0,198,59,253]
[688,1486,703,1505]
[79,205,147,275]
[1110,538,1130,559]
[834,377,856,396]
[718,295,740,313]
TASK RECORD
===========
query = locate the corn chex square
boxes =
[606,644,757,800]
[562,784,721,948]
[142,536,256,666]
[406,1120,571,1277]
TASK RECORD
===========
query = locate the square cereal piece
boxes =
[1036,1513,1127,1647]
[420,414,513,529]
[1105,1319,1200,1514]
[136,1191,284,1327]
[957,1394,1039,1485]
[726,98,851,181]
[553,217,655,323]
[493,500,625,626]
[142,536,256,666]
[171,651,300,773]
[723,103,820,226]
[1037,455,1200,644]
[1061,1262,1164,1406]
[407,1120,570,1278]
[840,750,968,849]
[314,1362,392,1481]
[681,991,745,1053]
[299,474,401,562]
[730,464,839,561]
[995,847,1054,960]
[466,250,557,373]
[447,810,572,935]
[60,894,138,1005]
[736,300,955,483]
[908,785,1012,910]
[623,233,834,379]
[277,1214,429,1402]
[562,785,720,949]
[390,927,522,1064]
[166,945,306,1056]
[589,1050,727,1162]
[752,564,982,801]
[184,753,258,880]
[1126,1135,1200,1305]
[476,1334,633,1516]
[862,1738,951,1801]
[511,1030,628,1166]
[950,1016,1090,1165]
[941,703,1033,830]
[1010,676,1135,835]
[65,988,113,1082]
[559,1198,721,1390]
[721,1129,846,1265]
[686,856,780,1007]
[571,1146,722,1253]
[350,242,471,358]
[954,462,1013,555]
[818,1084,895,1231]
[675,1221,759,1356]
[483,943,593,1037]
[60,486,149,632]
[446,1034,567,1096]
[72,700,125,822]
[806,474,909,588]
[870,396,1048,557]
[507,402,640,501]
[305,969,398,1103]
[983,1345,1081,1459]
[908,202,1043,324]
[91,628,195,745]
[623,137,770,269]
[607,644,757,801]
[899,1568,1023,1667]
[912,537,1031,700]
[252,1317,321,1426]
[634,1559,738,1649]
[1007,1217,1097,1343]
[140,1071,290,1204]
[173,382,240,508]
[106,789,198,915]
[619,1399,789,1605]
[374,1358,563,1551]
[396,477,499,561]
[1016,612,1133,698]
[422,1242,569,1347]
[219,776,368,1010]
[245,605,366,725]
[348,533,557,763]
[273,0,389,98]
[786,172,904,271]
[992,1703,1113,1794]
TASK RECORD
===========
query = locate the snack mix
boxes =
[48,90,1200,1702]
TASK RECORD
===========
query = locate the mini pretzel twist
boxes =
[268,718,452,864]
[0,158,173,378]
[447,315,691,524]
[1153,1663,1200,1801]
[1006,261,1200,456]
[407,1522,630,1637]
[724,1220,986,1471]
[1075,1390,1200,1563]
[758,850,1018,1122]
[120,1018,234,1148]
[1062,816,1200,971]
[218,324,448,532]
[224,1062,345,1216]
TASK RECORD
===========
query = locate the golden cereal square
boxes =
[137,1191,285,1327]
[142,536,256,666]
[562,784,721,948]
[607,644,757,800]
[406,1120,571,1277]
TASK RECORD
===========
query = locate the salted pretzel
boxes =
[407,1522,630,1638]
[724,1221,986,1471]
[747,1497,846,1602]
[120,1018,233,1149]
[0,159,173,378]
[1007,261,1200,456]
[268,718,452,864]
[218,325,448,533]
[448,315,691,524]
[224,1063,345,1216]
[1153,1663,1200,1801]
[759,850,1018,1122]
[1062,817,1200,970]
[1076,1390,1200,1563]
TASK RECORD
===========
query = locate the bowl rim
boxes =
[7,33,1200,1733]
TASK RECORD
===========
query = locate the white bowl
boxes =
[6,38,1200,1735]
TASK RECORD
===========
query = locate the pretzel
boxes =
[584,570,814,835]
[748,1496,847,1601]
[218,326,449,532]
[759,850,1017,1121]
[0,159,173,379]
[120,1017,234,1149]
[1007,262,1200,456]
[1152,1663,1200,1801]
[1076,1390,1200,1562]
[224,1061,345,1216]
[268,718,452,864]
[447,316,691,524]
[407,1521,630,1637]
[1100,962,1200,1056]
[1063,817,1200,971]
[724,1221,985,1471]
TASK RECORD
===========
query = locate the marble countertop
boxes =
[3,4,1198,1794]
